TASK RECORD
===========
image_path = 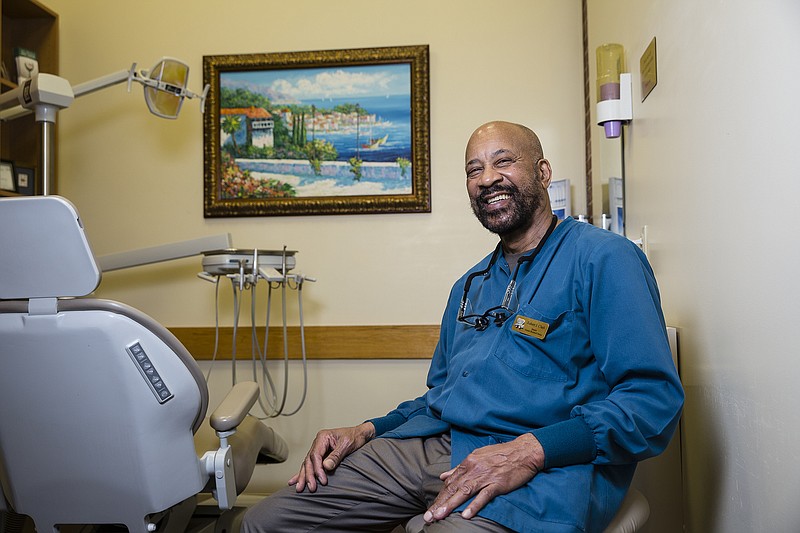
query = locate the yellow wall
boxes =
[47,0,585,328]
[44,0,586,494]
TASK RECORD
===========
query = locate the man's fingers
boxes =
[323,442,350,472]
[308,454,326,490]
[300,464,317,493]
[461,487,495,519]
[287,425,374,494]
[308,442,330,481]
[293,455,324,493]
[425,471,474,523]
[438,466,456,481]
[290,464,308,492]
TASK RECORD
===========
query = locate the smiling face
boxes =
[465,122,553,243]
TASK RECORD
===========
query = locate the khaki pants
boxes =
[241,434,514,532]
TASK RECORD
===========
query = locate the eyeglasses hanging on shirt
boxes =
[457,215,558,331]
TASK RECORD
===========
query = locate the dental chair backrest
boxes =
[0,196,210,532]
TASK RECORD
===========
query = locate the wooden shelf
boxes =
[1,0,58,195]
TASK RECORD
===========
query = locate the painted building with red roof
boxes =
[220,106,274,149]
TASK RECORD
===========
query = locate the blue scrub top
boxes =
[370,217,684,533]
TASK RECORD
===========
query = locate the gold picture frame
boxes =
[203,45,430,217]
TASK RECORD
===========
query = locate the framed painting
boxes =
[202,45,430,217]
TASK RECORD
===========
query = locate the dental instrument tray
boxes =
[201,248,296,275]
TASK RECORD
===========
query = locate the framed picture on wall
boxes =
[202,45,430,217]
[15,166,35,195]
[0,161,16,193]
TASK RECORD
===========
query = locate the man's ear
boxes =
[537,159,553,189]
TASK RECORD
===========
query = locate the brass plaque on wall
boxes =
[640,37,658,102]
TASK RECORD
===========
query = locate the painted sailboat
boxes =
[362,133,388,150]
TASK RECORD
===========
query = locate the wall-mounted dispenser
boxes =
[596,43,632,139]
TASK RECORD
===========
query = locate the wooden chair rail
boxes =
[168,324,438,360]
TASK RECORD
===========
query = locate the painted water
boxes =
[301,94,412,163]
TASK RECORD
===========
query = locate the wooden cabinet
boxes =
[0,0,58,196]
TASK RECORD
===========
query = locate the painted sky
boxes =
[222,64,410,103]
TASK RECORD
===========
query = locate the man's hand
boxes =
[423,433,545,523]
[288,421,375,493]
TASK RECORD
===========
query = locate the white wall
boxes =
[588,0,800,531]
[44,0,586,495]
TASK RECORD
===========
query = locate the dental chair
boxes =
[0,196,288,532]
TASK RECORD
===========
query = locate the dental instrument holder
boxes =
[198,248,316,417]
[0,59,208,195]
[200,248,315,293]
[596,72,633,139]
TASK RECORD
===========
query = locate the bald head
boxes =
[465,121,544,165]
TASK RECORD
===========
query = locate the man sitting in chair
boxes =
[243,121,684,533]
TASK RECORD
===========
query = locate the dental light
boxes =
[0,57,209,194]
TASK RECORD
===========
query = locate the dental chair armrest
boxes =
[209,381,259,433]
[202,381,259,510]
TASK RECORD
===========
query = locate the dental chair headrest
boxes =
[0,196,101,300]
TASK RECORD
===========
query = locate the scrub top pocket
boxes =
[492,306,575,382]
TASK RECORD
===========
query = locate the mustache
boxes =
[478,183,519,203]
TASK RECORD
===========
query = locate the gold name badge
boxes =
[511,315,549,340]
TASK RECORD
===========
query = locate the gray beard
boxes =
[471,183,542,236]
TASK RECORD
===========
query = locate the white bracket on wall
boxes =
[629,225,649,258]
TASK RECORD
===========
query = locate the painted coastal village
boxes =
[217,85,413,200]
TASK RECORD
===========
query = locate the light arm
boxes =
[0,57,208,195]
[71,67,134,98]
[0,58,208,123]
